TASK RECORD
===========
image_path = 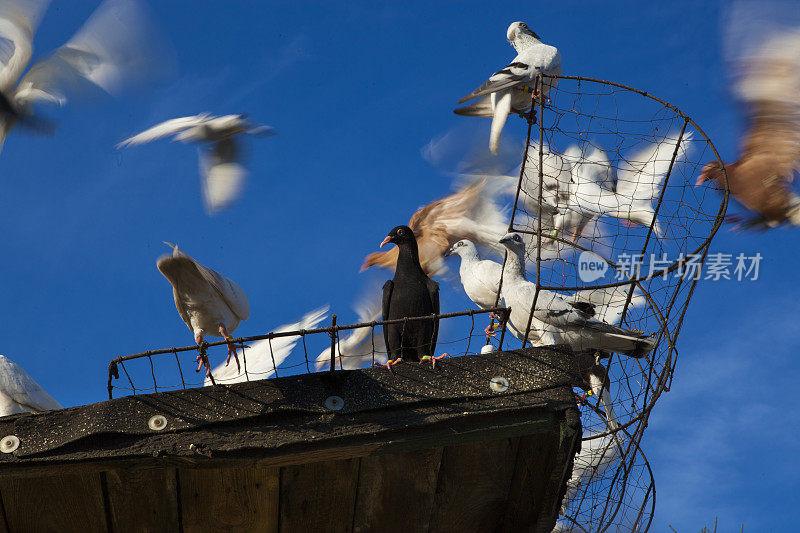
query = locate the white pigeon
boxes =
[0,0,167,151]
[570,285,646,325]
[553,133,693,239]
[315,297,387,371]
[117,113,276,214]
[156,242,250,376]
[457,21,561,154]
[445,240,503,310]
[559,368,625,521]
[205,306,329,386]
[0,354,61,416]
[498,232,655,356]
[446,239,644,335]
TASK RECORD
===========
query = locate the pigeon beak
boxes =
[444,247,453,257]
[499,236,510,245]
[379,236,393,248]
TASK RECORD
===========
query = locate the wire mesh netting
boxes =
[105,74,727,532]
[509,74,727,532]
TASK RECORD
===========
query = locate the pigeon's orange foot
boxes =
[575,392,589,406]
[195,353,212,377]
[421,353,450,369]
[374,358,403,372]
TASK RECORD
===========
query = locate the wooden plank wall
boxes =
[0,433,567,533]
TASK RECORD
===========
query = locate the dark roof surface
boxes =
[0,346,585,475]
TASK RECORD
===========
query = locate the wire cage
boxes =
[105,74,727,533]
[508,74,728,532]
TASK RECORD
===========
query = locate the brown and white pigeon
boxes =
[697,27,800,229]
[360,180,507,276]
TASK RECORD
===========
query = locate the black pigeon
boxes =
[380,225,442,369]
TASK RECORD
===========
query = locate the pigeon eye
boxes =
[397,229,405,236]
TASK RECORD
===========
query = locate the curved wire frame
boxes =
[505,74,729,532]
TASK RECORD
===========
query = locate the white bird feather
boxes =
[206,306,329,386]
[0,354,61,416]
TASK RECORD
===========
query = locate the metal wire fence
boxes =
[107,307,511,398]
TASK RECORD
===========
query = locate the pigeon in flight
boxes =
[456,21,561,154]
[380,225,443,369]
[117,114,276,214]
[0,354,61,416]
[0,0,168,152]
[205,306,328,386]
[697,27,800,229]
[498,232,655,356]
[156,242,250,376]
[361,180,507,276]
[553,134,693,239]
[315,295,387,370]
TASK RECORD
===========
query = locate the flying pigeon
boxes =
[156,242,250,376]
[380,225,443,369]
[498,232,655,356]
[553,134,693,240]
[205,306,328,386]
[0,0,167,152]
[697,28,800,229]
[456,21,561,154]
[117,114,276,214]
[361,179,508,276]
[315,295,387,370]
[0,354,61,417]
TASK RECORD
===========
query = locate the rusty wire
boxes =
[503,74,727,532]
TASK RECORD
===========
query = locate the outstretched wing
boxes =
[0,0,49,93]
[116,114,210,148]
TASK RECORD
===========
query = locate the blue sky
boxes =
[1,1,798,530]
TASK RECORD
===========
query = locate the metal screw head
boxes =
[324,396,344,411]
[489,376,509,393]
[481,344,495,354]
[148,415,168,431]
[0,435,20,453]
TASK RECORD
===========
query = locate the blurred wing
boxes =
[315,296,385,371]
[207,306,329,385]
[0,0,48,93]
[164,242,250,321]
[617,132,693,202]
[116,115,210,148]
[199,138,246,214]
[15,0,172,105]
[0,356,61,413]
[454,88,532,117]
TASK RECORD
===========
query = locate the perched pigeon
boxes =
[315,295,387,370]
[117,114,276,214]
[361,180,508,276]
[697,28,800,229]
[156,242,250,376]
[498,232,655,356]
[0,0,167,152]
[445,239,503,310]
[205,306,328,386]
[457,21,561,154]
[553,134,693,239]
[0,354,61,416]
[380,225,442,368]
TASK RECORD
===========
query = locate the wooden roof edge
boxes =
[0,347,587,475]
